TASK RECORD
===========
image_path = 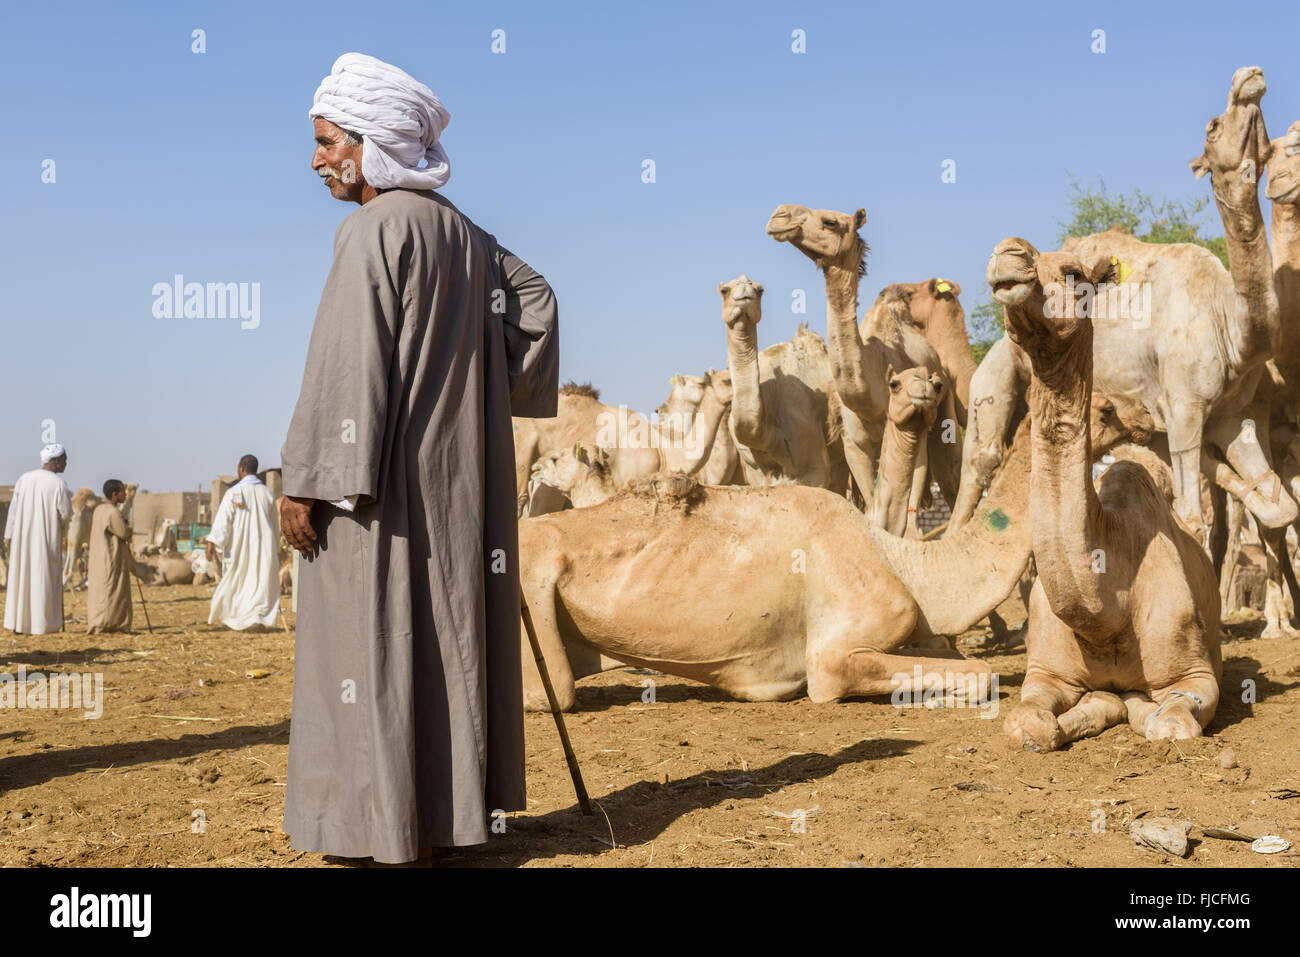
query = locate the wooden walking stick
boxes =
[134,574,153,634]
[520,588,592,815]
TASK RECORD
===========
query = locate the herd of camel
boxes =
[511,66,1300,753]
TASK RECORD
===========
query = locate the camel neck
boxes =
[822,261,886,423]
[872,416,925,534]
[1019,318,1120,636]
[1213,172,1279,362]
[725,321,774,453]
[863,419,1032,637]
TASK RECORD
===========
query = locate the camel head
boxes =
[1190,66,1270,192]
[123,483,138,498]
[718,275,763,329]
[885,364,944,430]
[1265,121,1300,205]
[529,443,612,509]
[70,487,101,512]
[765,205,868,274]
[877,279,963,337]
[1091,392,1155,453]
[987,237,1115,356]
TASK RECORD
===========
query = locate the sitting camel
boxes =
[518,382,1151,712]
[523,369,733,516]
[870,366,944,537]
[988,237,1221,752]
[512,383,639,515]
[657,373,742,486]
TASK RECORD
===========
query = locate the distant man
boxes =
[3,444,73,635]
[87,479,141,633]
[206,454,280,630]
[279,53,559,864]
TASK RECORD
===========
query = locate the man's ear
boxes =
[1190,154,1211,179]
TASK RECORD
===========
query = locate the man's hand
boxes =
[280,495,318,556]
[204,541,216,563]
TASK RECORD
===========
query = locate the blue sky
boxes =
[3,0,1298,492]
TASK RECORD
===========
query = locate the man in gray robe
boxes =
[280,53,559,864]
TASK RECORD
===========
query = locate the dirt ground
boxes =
[1,583,1298,868]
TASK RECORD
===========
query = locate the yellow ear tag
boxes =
[935,281,951,294]
[1118,261,1132,284]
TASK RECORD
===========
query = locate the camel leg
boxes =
[519,580,578,713]
[1121,675,1220,742]
[841,434,877,512]
[806,648,992,705]
[805,595,991,705]
[1259,525,1298,639]
[1166,400,1208,546]
[1218,492,1244,616]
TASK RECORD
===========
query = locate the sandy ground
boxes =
[1,583,1298,868]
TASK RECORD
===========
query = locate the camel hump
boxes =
[559,381,601,400]
[622,472,704,505]
[71,487,97,510]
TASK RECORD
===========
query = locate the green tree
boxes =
[967,295,1004,364]
[1057,173,1229,269]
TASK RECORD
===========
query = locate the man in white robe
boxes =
[206,454,280,630]
[3,445,73,635]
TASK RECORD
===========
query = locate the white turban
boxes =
[40,443,65,463]
[309,53,451,191]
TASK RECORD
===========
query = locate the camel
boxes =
[63,488,102,588]
[876,279,976,425]
[524,368,733,516]
[764,206,962,510]
[952,69,1293,544]
[517,382,1151,712]
[988,237,1221,752]
[871,366,944,537]
[657,373,742,486]
[718,275,849,492]
[511,383,644,515]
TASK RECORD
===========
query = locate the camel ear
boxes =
[1190,154,1211,179]
[853,208,867,229]
[1091,255,1121,286]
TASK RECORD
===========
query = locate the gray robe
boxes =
[281,188,558,862]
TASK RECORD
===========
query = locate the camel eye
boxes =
[822,218,839,228]
[889,379,901,391]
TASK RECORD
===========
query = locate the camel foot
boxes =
[1144,709,1203,742]
[1260,620,1300,640]
[995,625,1026,649]
[1004,706,1065,752]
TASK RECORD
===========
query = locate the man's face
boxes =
[48,454,67,473]
[312,117,365,203]
[111,489,127,506]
